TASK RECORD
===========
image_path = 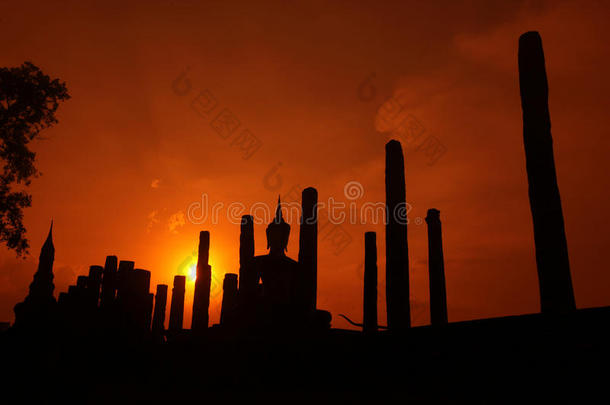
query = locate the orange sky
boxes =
[1,0,609,329]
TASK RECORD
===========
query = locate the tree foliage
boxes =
[0,62,70,256]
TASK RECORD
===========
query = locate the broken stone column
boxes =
[67,285,78,298]
[100,255,118,308]
[363,232,378,333]
[425,209,448,325]
[220,273,238,325]
[132,269,151,295]
[87,265,103,308]
[192,231,212,332]
[116,260,135,300]
[117,267,151,332]
[114,261,134,330]
[518,31,576,313]
[131,269,151,330]
[71,276,90,327]
[385,140,410,330]
[298,187,318,313]
[62,286,79,327]
[77,275,88,289]
[152,284,168,342]
[169,275,186,332]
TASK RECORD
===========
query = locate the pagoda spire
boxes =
[13,221,57,329]
[39,221,55,271]
[266,196,290,254]
[31,221,55,295]
[275,195,283,223]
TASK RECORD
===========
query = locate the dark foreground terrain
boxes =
[3,306,609,404]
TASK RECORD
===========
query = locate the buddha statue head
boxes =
[266,196,290,255]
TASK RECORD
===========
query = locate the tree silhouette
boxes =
[0,62,69,256]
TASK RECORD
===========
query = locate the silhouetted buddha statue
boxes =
[251,197,301,327]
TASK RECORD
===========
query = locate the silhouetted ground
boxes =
[3,306,609,403]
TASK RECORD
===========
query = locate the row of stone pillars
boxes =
[50,252,160,338]
[362,197,448,332]
[361,31,576,333]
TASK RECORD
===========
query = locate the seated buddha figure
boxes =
[250,197,301,327]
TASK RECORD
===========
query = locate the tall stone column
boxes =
[425,209,448,325]
[152,284,167,342]
[100,255,118,308]
[518,31,576,313]
[298,187,318,313]
[192,231,212,332]
[385,140,410,330]
[363,232,378,333]
[152,284,168,342]
[220,273,238,325]
[239,215,255,293]
[169,275,186,332]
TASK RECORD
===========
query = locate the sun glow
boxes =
[166,243,232,329]
[175,247,225,286]
[188,263,197,281]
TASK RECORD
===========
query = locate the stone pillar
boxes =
[298,187,318,313]
[75,277,89,321]
[169,275,186,332]
[115,261,134,330]
[117,267,151,332]
[132,269,151,295]
[385,140,410,330]
[425,209,448,325]
[363,232,378,333]
[76,275,88,289]
[132,269,151,330]
[67,285,78,297]
[239,215,255,292]
[66,286,79,324]
[152,284,168,342]
[87,265,103,308]
[100,255,118,308]
[518,31,576,313]
[116,260,135,300]
[145,293,154,331]
[220,273,238,325]
[192,231,212,332]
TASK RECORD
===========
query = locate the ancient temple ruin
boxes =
[10,31,580,345]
